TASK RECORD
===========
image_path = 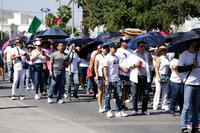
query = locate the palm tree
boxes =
[45,13,56,28]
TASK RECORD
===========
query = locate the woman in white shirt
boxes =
[94,45,108,113]
[169,53,183,116]
[153,45,170,110]
[30,41,47,100]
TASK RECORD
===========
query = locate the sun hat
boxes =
[156,45,167,56]
[34,40,42,46]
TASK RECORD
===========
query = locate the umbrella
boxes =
[28,31,42,41]
[2,37,17,50]
[127,32,166,49]
[37,28,70,39]
[168,29,200,53]
[165,32,185,43]
[96,32,123,42]
[121,28,143,36]
[78,40,103,59]
[68,37,94,47]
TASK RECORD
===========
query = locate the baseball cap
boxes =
[34,40,42,46]
[119,36,130,43]
[109,42,118,48]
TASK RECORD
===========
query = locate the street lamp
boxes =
[41,8,50,29]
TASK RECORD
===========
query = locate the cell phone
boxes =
[42,51,45,55]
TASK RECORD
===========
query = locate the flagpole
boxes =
[72,0,74,34]
[1,0,3,40]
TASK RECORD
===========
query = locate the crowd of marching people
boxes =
[0,35,200,133]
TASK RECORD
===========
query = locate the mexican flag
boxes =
[28,16,42,34]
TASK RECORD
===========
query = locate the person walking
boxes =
[103,43,128,118]
[47,42,68,104]
[10,39,28,100]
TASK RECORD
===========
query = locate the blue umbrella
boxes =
[68,37,94,47]
[127,32,166,49]
[37,28,70,39]
[96,32,123,42]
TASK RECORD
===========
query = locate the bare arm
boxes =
[103,66,109,88]
[155,58,161,81]
[94,60,99,81]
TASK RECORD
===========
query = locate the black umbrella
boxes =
[37,28,70,39]
[96,32,123,42]
[68,37,94,47]
[78,40,103,59]
[165,32,185,43]
[168,29,200,53]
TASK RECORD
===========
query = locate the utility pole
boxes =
[59,0,61,8]
[0,0,3,40]
[72,0,74,34]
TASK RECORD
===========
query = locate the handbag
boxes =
[17,48,29,69]
[87,71,93,78]
[160,74,169,83]
[21,62,29,69]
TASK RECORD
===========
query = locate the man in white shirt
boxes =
[116,36,132,110]
[177,40,200,133]
[3,41,15,82]
[103,42,128,118]
[127,41,151,116]
[10,39,28,100]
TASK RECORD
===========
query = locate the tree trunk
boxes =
[82,8,90,37]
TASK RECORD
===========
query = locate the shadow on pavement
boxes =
[0,105,38,110]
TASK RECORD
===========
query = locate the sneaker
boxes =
[187,124,192,129]
[19,96,25,100]
[120,111,128,117]
[170,112,176,117]
[57,99,64,104]
[31,85,35,90]
[142,111,150,115]
[162,106,169,111]
[115,111,122,117]
[11,96,17,100]
[47,97,52,104]
[26,87,30,91]
[106,110,113,118]
[153,107,158,110]
[99,107,105,113]
[125,99,131,103]
[131,111,138,115]
[34,94,40,100]
[181,127,188,133]
[191,128,199,133]
[64,93,68,99]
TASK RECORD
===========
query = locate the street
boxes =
[0,79,181,133]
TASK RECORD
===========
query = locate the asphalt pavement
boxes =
[0,78,181,133]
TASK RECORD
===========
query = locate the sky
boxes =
[1,0,83,26]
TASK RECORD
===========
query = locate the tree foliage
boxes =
[85,0,200,31]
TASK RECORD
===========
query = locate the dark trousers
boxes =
[33,63,44,94]
[131,76,149,112]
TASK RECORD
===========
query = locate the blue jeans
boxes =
[33,63,44,94]
[130,76,149,112]
[66,72,79,98]
[181,84,200,128]
[7,62,13,81]
[169,81,184,113]
[48,70,65,100]
[105,81,122,113]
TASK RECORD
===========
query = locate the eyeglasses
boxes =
[140,45,145,48]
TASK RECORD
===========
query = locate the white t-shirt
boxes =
[170,58,183,83]
[103,54,119,82]
[31,49,46,64]
[11,47,28,69]
[95,54,105,77]
[158,55,170,75]
[178,50,200,85]
[65,50,79,73]
[79,58,89,67]
[4,46,13,62]
[115,48,133,76]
